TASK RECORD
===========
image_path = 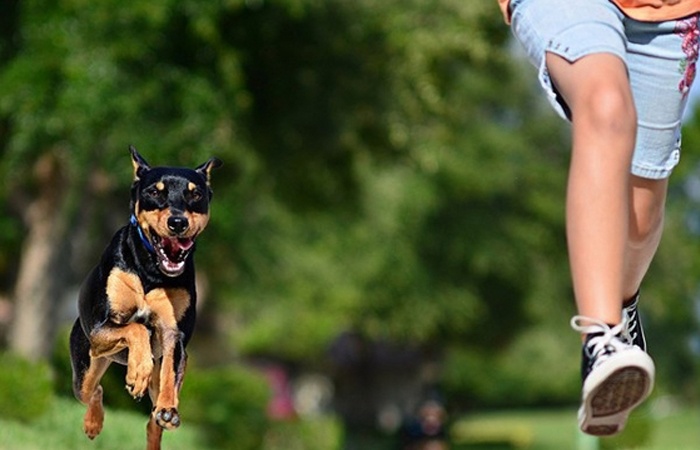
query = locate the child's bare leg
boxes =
[624,175,668,299]
[549,52,656,437]
[546,52,637,325]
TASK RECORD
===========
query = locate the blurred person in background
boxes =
[398,399,448,450]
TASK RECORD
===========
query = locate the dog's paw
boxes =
[154,407,181,430]
[83,417,103,440]
[83,385,104,439]
[83,405,104,439]
[125,356,154,399]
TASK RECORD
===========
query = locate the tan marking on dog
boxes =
[183,211,210,238]
[156,181,165,191]
[105,269,189,323]
[198,158,220,186]
[145,288,190,324]
[187,182,196,191]
[138,209,171,240]
[105,268,145,322]
[132,159,142,180]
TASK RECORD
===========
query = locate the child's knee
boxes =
[581,85,637,134]
[628,204,664,248]
[628,177,668,247]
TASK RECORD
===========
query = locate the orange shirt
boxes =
[498,0,700,23]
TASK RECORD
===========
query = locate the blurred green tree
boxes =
[221,0,573,366]
[0,0,696,410]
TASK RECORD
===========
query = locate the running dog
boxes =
[69,146,221,449]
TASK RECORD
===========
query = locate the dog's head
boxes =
[129,146,222,277]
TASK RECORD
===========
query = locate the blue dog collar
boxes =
[130,214,155,254]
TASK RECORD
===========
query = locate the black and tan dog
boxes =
[69,146,221,449]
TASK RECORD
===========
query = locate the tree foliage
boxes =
[0,0,697,407]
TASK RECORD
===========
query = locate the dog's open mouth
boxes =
[152,235,195,277]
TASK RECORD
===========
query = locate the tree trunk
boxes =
[8,153,70,361]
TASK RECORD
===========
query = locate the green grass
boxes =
[452,400,700,450]
[0,397,209,450]
[1,397,698,450]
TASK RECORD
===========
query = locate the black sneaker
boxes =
[622,291,646,352]
[571,316,655,436]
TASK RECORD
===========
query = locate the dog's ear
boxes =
[195,157,222,186]
[130,145,151,181]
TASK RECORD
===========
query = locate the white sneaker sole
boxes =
[578,348,655,436]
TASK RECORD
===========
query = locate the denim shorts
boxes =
[509,0,700,179]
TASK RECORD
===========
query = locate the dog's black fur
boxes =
[69,146,221,450]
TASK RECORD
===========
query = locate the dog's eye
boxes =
[145,187,164,199]
[190,189,203,202]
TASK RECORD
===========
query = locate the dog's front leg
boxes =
[144,287,191,431]
[145,338,187,450]
[89,322,154,399]
[152,326,185,430]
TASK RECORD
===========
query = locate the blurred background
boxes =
[0,1,699,449]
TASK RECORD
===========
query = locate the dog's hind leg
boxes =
[146,415,164,450]
[70,319,91,401]
[70,319,111,439]
[82,381,107,439]
[146,361,164,450]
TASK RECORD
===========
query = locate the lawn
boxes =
[0,396,697,450]
[0,397,207,450]
[452,397,700,450]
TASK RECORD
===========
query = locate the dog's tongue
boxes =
[163,237,194,254]
[175,238,194,251]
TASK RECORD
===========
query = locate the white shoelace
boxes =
[570,315,630,369]
[622,304,639,344]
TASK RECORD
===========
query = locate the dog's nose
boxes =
[167,216,189,234]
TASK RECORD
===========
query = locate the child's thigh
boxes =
[510,0,627,119]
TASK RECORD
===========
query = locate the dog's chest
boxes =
[105,268,191,327]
